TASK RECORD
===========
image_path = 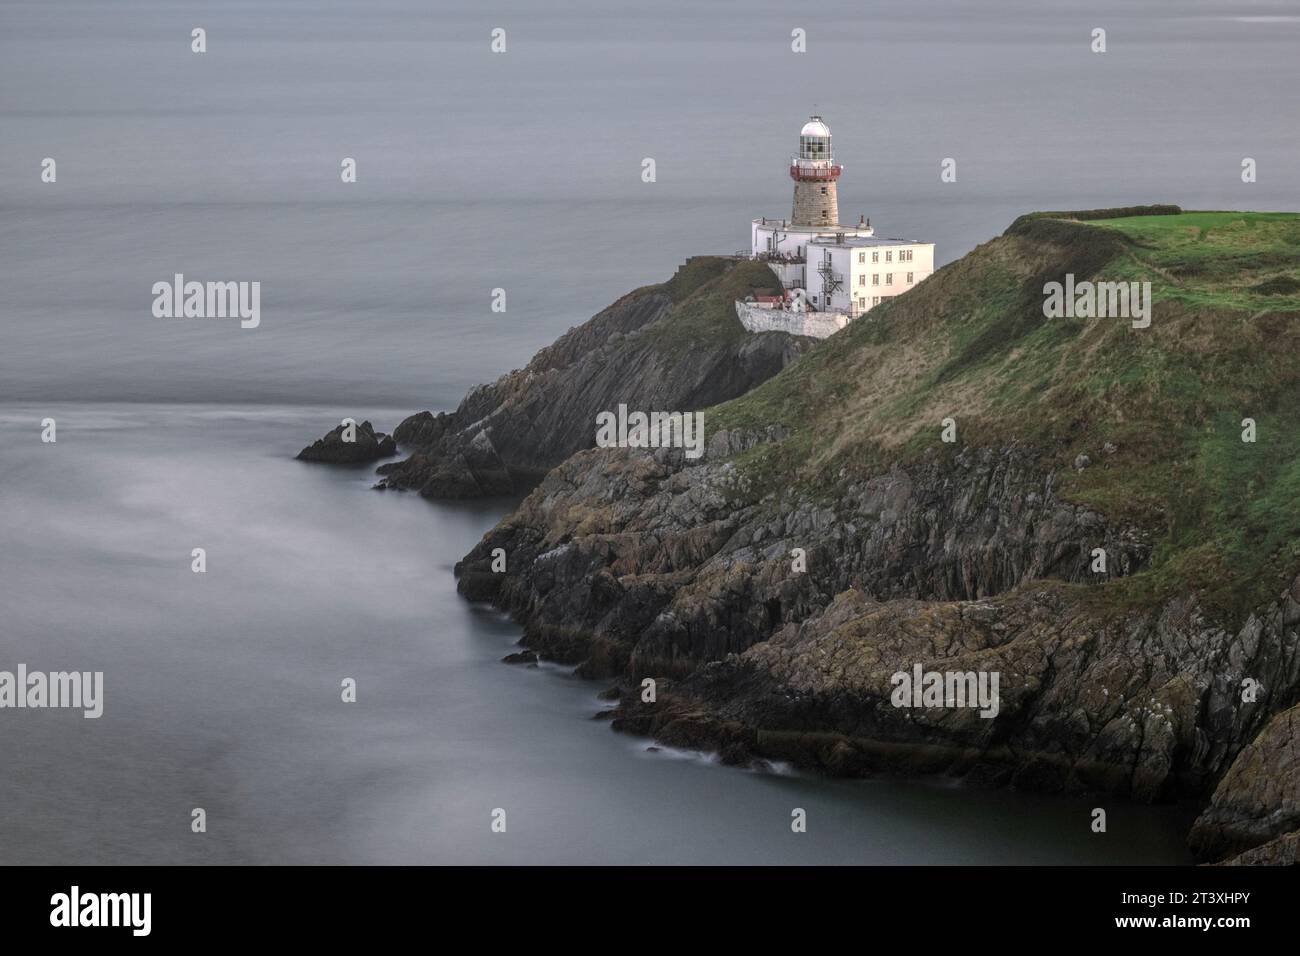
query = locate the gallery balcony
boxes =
[789,163,842,182]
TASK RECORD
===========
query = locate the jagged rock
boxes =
[401,430,514,499]
[458,424,1300,803]
[456,443,1155,674]
[296,420,396,464]
[1216,830,1300,865]
[366,258,814,499]
[502,650,539,665]
[392,410,451,447]
[1189,703,1300,862]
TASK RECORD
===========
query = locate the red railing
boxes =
[790,164,841,182]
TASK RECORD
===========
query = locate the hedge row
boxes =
[1006,204,1182,233]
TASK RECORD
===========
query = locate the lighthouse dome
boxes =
[800,117,831,137]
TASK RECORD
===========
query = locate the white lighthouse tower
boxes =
[750,115,875,293]
[740,114,935,337]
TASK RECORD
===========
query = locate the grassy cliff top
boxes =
[708,208,1300,623]
[647,255,783,348]
[1077,210,1300,312]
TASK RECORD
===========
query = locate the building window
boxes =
[885,251,892,262]
[886,273,893,285]
[821,209,828,218]
[873,296,880,305]
[820,186,827,195]
[872,274,879,286]
[858,274,865,286]
[858,297,865,308]
[907,272,914,283]
[872,251,879,263]
[858,252,865,263]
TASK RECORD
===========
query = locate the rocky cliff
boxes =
[455,209,1300,862]
[1190,700,1300,864]
[318,257,813,498]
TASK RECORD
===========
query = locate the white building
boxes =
[739,116,935,336]
[806,234,935,317]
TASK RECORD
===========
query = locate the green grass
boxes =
[1087,211,1300,313]
[645,257,782,349]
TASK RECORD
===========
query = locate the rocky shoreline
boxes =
[453,436,1300,864]
[300,217,1300,866]
[353,258,810,499]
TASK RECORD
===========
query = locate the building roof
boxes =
[801,117,831,137]
[808,234,931,248]
[752,218,872,237]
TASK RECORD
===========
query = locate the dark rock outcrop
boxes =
[371,258,813,499]
[296,419,396,464]
[456,441,1153,676]
[1190,701,1300,862]
[456,437,1300,809]
[1217,831,1300,865]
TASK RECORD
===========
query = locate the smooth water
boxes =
[3,0,1298,407]
[0,405,1193,864]
[4,0,1289,864]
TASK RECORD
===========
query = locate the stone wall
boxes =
[791,180,838,227]
[734,301,847,339]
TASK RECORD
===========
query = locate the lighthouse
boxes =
[742,114,936,335]
[790,116,840,227]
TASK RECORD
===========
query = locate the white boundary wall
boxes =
[734,301,849,339]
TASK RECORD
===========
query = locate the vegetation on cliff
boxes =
[710,209,1300,624]
[456,208,1300,863]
